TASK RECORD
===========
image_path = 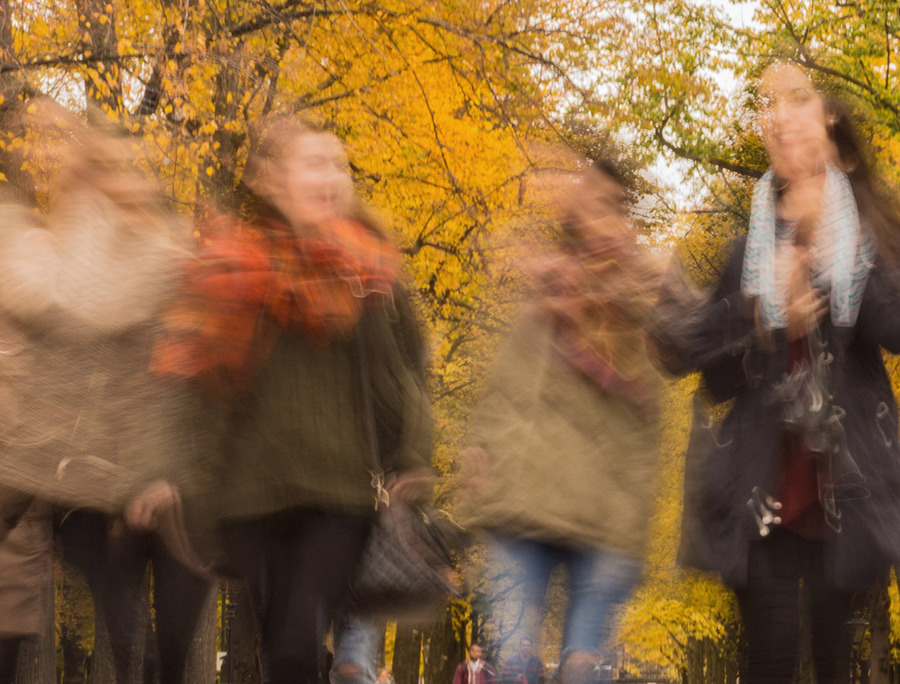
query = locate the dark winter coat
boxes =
[658,236,900,590]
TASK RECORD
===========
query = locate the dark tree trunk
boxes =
[393,625,422,684]
[869,574,891,684]
[470,610,482,650]
[59,624,90,684]
[221,586,261,684]
[74,0,124,123]
[199,61,242,212]
[424,607,464,684]
[683,636,740,684]
[0,0,36,204]
[376,625,387,670]
[723,622,740,684]
[184,586,217,684]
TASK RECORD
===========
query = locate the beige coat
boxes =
[0,196,213,514]
[0,501,52,637]
[460,309,660,559]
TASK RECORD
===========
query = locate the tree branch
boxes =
[654,124,762,179]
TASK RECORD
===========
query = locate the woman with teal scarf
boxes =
[658,62,900,683]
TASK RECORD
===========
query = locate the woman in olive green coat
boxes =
[158,117,433,684]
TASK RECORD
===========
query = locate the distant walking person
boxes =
[453,644,497,684]
[503,638,543,684]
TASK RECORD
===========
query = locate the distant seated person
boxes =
[504,638,544,684]
[453,644,497,684]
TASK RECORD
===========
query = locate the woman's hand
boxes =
[787,288,828,341]
[780,173,826,246]
[782,245,828,340]
[459,446,490,493]
[386,468,435,505]
[124,480,180,531]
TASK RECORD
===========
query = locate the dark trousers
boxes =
[0,637,24,684]
[58,511,212,684]
[734,528,855,684]
[221,508,371,684]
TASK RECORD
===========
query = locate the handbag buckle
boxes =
[370,470,390,510]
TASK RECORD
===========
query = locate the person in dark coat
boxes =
[656,62,900,683]
[503,637,544,684]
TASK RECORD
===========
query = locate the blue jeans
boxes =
[331,615,381,684]
[489,536,641,662]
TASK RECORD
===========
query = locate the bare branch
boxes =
[654,124,762,179]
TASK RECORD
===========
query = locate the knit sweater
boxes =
[216,289,433,520]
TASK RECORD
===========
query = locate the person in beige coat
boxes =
[460,159,662,684]
[0,107,214,683]
[0,499,52,681]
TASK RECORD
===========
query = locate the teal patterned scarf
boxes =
[741,164,875,329]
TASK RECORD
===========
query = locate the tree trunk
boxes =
[184,587,217,684]
[869,574,891,684]
[221,586,261,684]
[0,0,36,204]
[470,610,482,650]
[723,623,739,684]
[197,15,244,216]
[59,623,90,684]
[684,636,739,684]
[376,624,387,670]
[685,637,700,684]
[74,0,124,123]
[393,625,421,684]
[424,607,464,684]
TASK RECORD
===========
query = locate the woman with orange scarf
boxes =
[155,118,433,684]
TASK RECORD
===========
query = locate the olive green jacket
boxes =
[460,308,660,559]
[217,292,433,520]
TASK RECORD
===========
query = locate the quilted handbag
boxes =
[349,500,463,619]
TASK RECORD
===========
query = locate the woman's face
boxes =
[274,131,353,230]
[566,166,629,247]
[757,63,830,182]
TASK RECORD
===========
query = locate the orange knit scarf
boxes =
[151,214,399,393]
